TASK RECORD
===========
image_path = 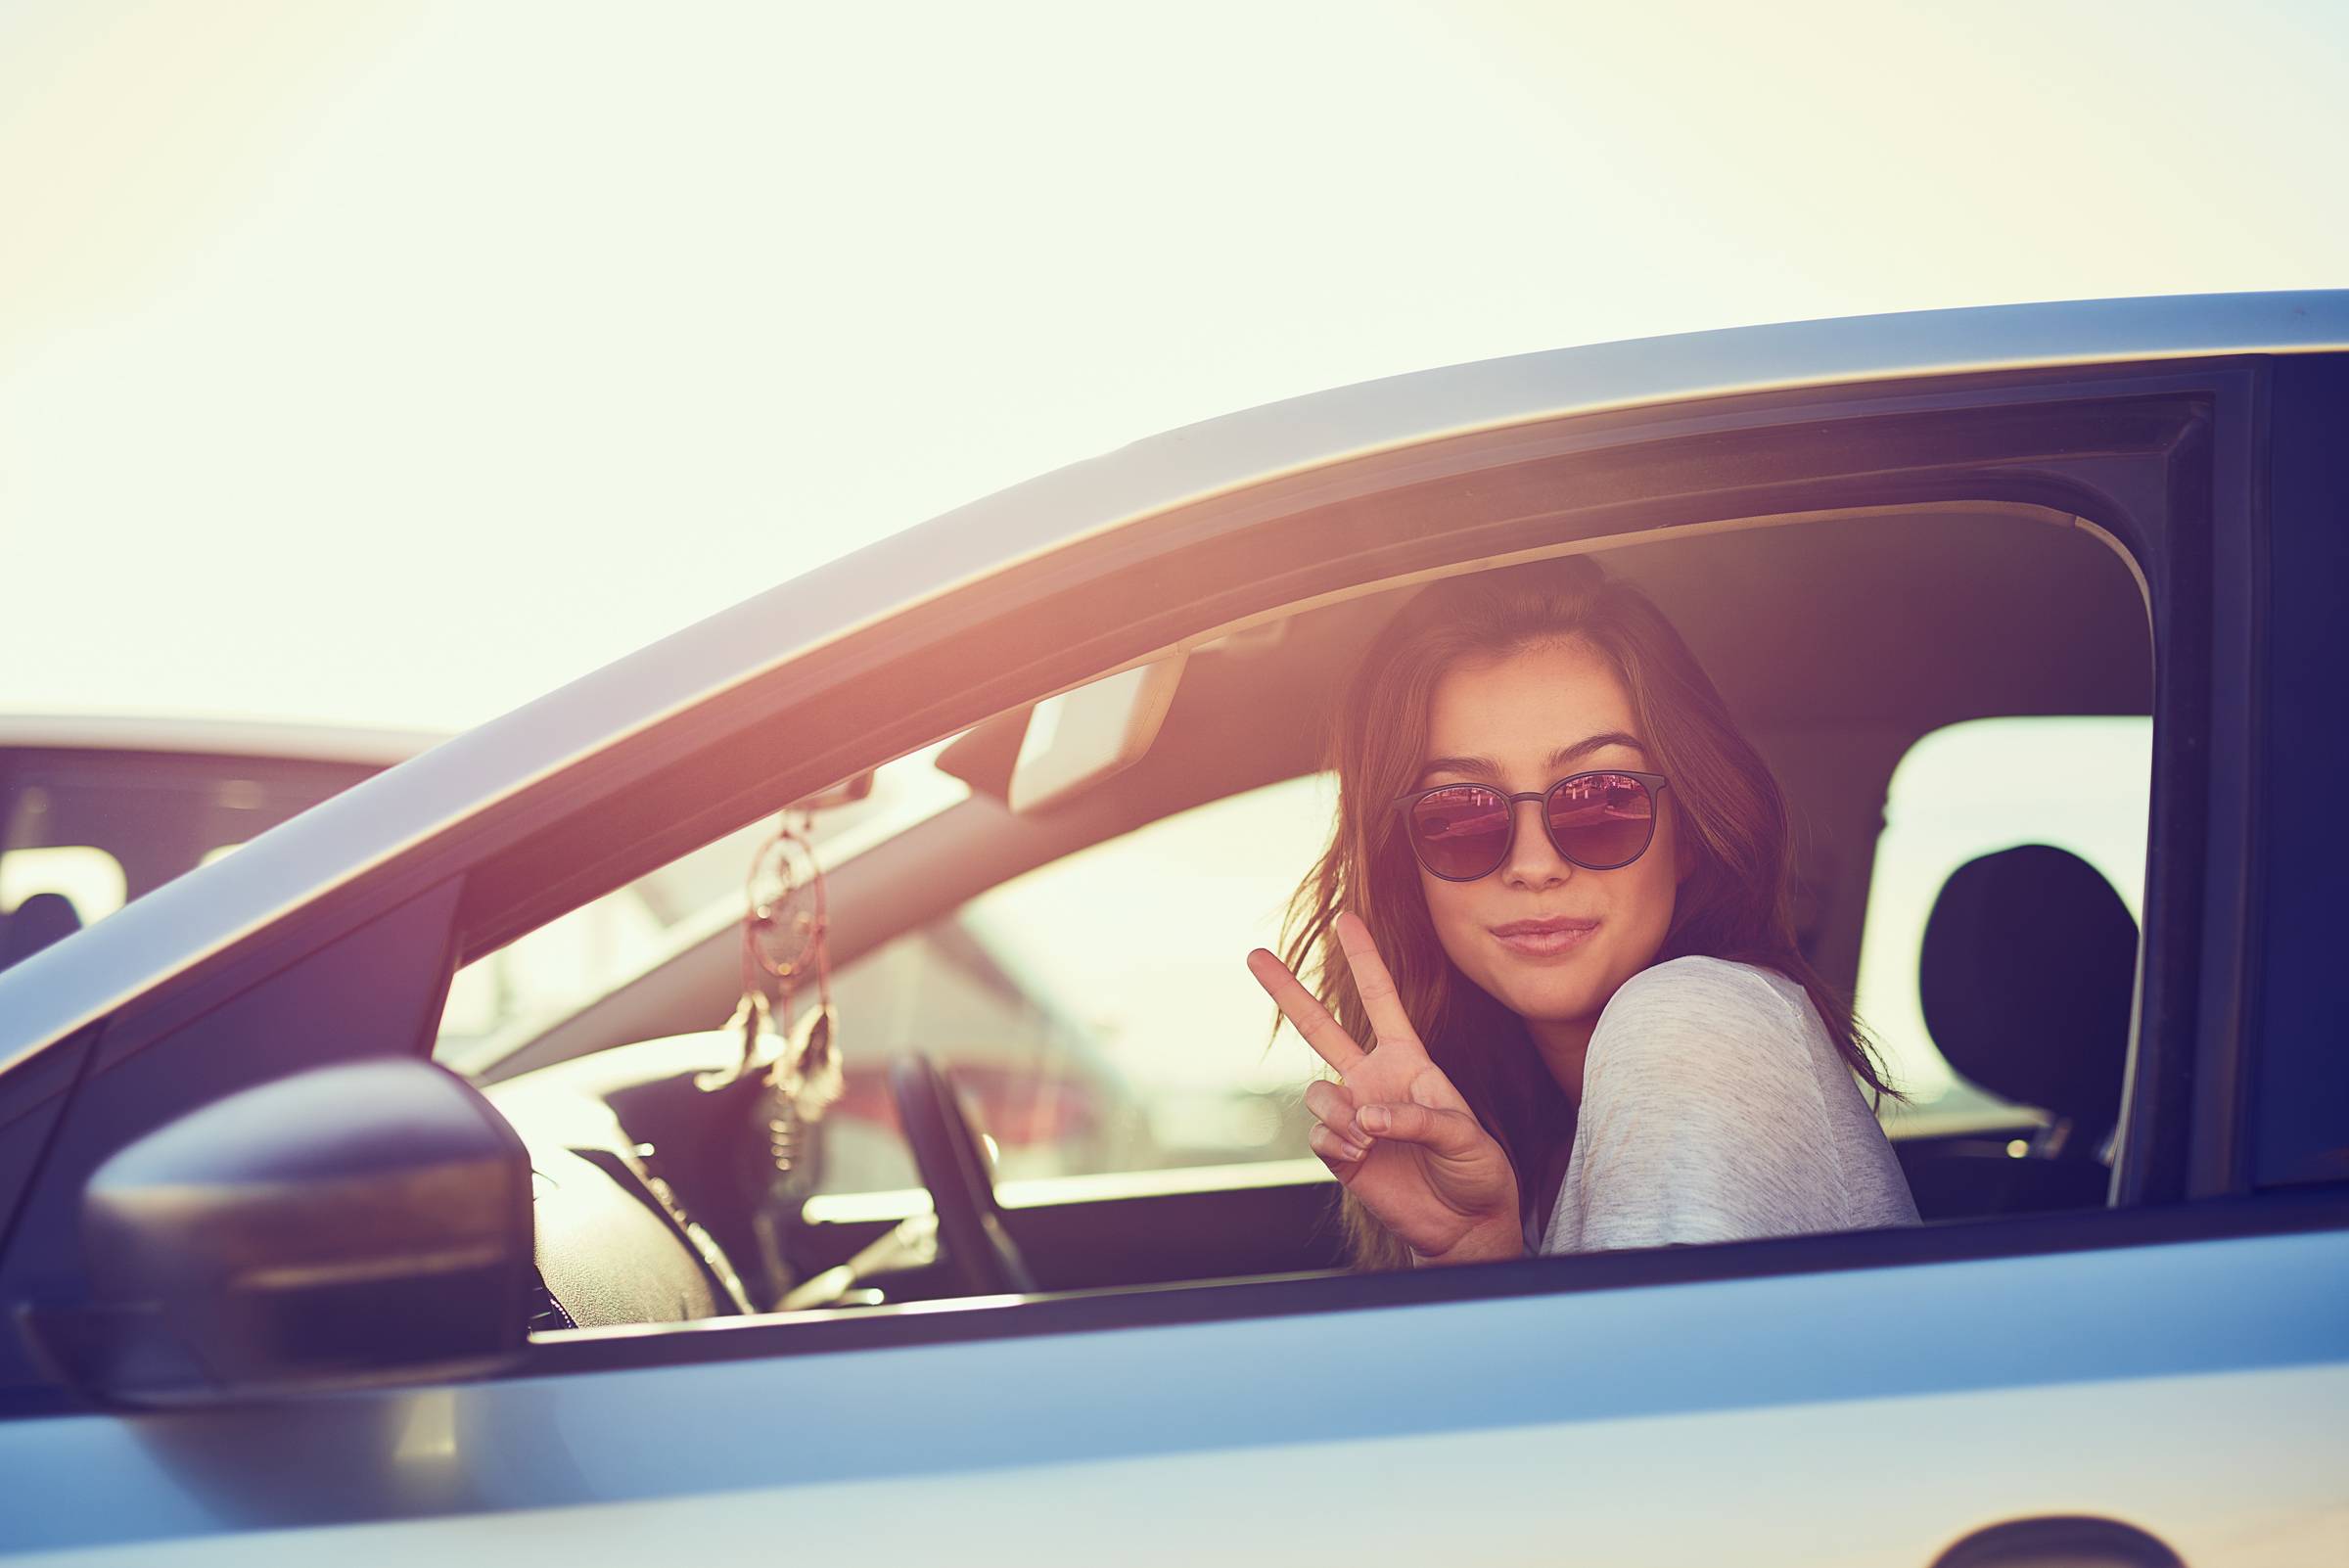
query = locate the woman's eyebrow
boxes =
[1417,731,1648,785]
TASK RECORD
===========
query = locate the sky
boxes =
[3,0,2346,733]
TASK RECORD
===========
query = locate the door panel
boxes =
[2,1219,2341,1562]
[22,1362,2329,1567]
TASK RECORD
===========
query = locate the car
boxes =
[0,292,2344,1564]
[0,715,438,973]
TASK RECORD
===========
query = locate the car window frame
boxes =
[2250,351,2349,1190]
[441,370,2235,1201]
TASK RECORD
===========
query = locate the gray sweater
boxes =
[1534,955,1921,1255]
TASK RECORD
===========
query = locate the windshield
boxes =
[433,741,971,1075]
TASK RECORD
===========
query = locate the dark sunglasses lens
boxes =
[1408,785,1512,879]
[1547,773,1655,868]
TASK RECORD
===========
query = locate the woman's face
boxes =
[1413,637,1684,1035]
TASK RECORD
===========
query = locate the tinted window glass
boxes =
[0,750,372,972]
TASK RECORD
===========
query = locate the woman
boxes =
[1246,554,1920,1268]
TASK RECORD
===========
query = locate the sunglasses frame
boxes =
[1389,769,1673,881]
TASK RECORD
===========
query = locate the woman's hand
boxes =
[1248,912,1525,1267]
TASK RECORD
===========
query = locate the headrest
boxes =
[1918,845,2135,1135]
[0,891,83,972]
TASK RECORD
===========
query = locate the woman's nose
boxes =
[1500,797,1575,889]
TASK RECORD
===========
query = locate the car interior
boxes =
[455,504,2154,1334]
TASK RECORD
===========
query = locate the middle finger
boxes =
[1334,912,1421,1047]
[1303,1079,1365,1146]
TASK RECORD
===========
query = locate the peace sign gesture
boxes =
[1248,912,1526,1267]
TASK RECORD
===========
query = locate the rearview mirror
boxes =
[790,767,875,813]
[1007,653,1187,813]
[27,1059,533,1407]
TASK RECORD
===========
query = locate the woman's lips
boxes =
[1488,915,1599,958]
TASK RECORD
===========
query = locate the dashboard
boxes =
[482,1032,878,1329]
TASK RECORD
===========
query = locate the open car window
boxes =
[441,498,2158,1275]
[812,773,1335,1199]
[805,715,2158,1207]
[397,483,2163,1335]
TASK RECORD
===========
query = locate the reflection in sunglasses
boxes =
[1403,772,1664,878]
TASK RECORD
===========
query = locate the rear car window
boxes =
[1856,715,2151,1137]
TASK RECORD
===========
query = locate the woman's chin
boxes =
[1489,973,1609,1030]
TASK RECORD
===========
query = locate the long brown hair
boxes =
[1277,552,1904,1270]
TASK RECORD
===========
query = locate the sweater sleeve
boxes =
[1559,956,1854,1252]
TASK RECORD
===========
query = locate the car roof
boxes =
[4,289,2344,1073]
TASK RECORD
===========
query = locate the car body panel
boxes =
[0,1212,2342,1557]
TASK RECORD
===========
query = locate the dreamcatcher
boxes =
[700,808,845,1294]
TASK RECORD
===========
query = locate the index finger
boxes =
[1333,912,1420,1046]
[1246,946,1367,1075]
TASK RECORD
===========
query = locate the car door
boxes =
[2,309,2344,1566]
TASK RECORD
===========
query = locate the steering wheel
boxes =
[886,1053,1038,1296]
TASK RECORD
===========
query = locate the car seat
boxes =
[0,891,81,974]
[1901,845,2137,1219]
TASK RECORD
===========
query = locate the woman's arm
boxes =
[1559,956,1851,1253]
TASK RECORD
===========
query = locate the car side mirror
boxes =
[25,1059,533,1407]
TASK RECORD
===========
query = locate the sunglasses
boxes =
[1390,770,1672,881]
